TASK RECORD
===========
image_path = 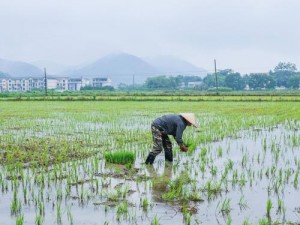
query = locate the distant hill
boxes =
[64,53,207,85]
[0,58,43,77]
[0,71,11,78]
[144,55,207,77]
[31,60,70,75]
[0,53,207,85]
[64,53,158,84]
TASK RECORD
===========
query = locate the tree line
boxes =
[119,62,300,91]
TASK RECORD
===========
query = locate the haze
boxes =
[0,0,299,74]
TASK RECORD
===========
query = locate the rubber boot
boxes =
[145,153,156,165]
[164,149,173,162]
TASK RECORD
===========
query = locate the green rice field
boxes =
[1,100,300,225]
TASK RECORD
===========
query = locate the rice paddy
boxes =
[0,100,300,225]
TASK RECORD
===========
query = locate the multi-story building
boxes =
[0,77,46,92]
[2,78,30,92]
[68,78,90,91]
[0,76,112,92]
[47,77,69,91]
[0,79,8,92]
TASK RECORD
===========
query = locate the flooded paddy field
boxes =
[1,101,300,225]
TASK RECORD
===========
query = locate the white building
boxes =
[47,78,58,90]
[0,78,26,92]
[187,81,202,88]
[0,76,112,92]
[0,79,8,91]
[68,78,90,91]
[42,76,69,91]
[92,77,112,87]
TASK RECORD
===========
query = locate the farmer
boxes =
[145,113,197,164]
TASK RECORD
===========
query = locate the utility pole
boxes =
[214,59,218,91]
[132,74,135,90]
[44,68,47,96]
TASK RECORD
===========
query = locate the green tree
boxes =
[218,69,234,76]
[144,75,181,89]
[118,83,144,90]
[248,73,275,90]
[203,69,244,90]
[274,62,297,72]
[287,75,300,89]
[224,73,245,90]
[203,73,225,88]
[271,62,297,87]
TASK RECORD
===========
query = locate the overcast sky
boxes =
[0,0,299,74]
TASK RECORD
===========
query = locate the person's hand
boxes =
[180,144,188,152]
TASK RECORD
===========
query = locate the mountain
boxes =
[64,53,207,85]
[144,55,207,77]
[0,71,11,78]
[0,53,207,84]
[31,60,70,75]
[0,58,43,77]
[64,53,158,84]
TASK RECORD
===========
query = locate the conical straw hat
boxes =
[180,113,197,128]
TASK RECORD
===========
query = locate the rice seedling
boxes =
[277,198,283,214]
[210,165,218,176]
[239,173,246,188]
[10,190,22,216]
[263,138,267,152]
[293,169,299,188]
[151,215,160,225]
[116,201,128,221]
[200,147,207,162]
[104,151,135,165]
[67,206,73,225]
[226,215,232,225]
[241,154,247,167]
[141,197,149,211]
[219,198,231,216]
[204,180,222,200]
[189,191,204,202]
[266,198,272,219]
[242,218,252,225]
[182,207,192,225]
[217,146,223,158]
[226,159,234,170]
[185,138,198,154]
[56,202,62,225]
[16,215,24,225]
[238,196,248,210]
[38,201,45,216]
[161,172,192,201]
[35,214,43,225]
[258,217,269,225]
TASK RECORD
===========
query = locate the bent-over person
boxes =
[145,113,197,165]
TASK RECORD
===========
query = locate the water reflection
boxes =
[146,162,173,202]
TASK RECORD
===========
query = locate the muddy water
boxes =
[1,125,300,225]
